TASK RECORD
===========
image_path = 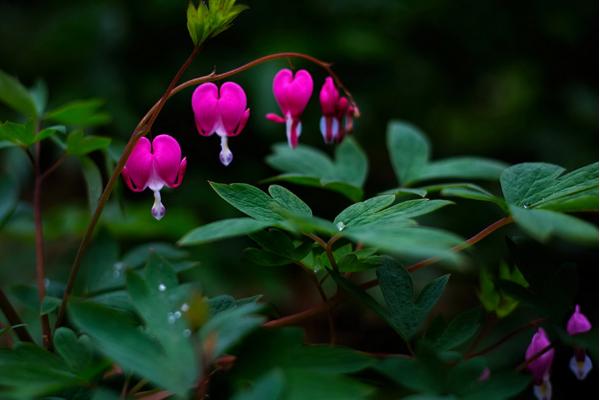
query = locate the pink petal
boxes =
[219,82,248,135]
[229,108,250,136]
[266,113,285,123]
[152,134,182,186]
[123,137,152,191]
[168,157,187,188]
[319,77,339,115]
[285,69,313,117]
[273,68,294,115]
[192,83,219,136]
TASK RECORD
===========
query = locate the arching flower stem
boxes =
[56,50,355,329]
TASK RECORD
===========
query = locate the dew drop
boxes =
[183,329,192,337]
[174,311,182,319]
[158,283,166,292]
[336,221,346,231]
[181,303,190,312]
[167,312,176,324]
[113,262,124,278]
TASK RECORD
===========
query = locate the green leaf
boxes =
[46,99,110,127]
[0,70,38,117]
[40,296,62,316]
[69,300,196,397]
[29,79,48,116]
[199,303,265,360]
[509,205,598,245]
[231,369,285,400]
[80,156,102,214]
[268,184,312,217]
[439,183,507,211]
[286,369,373,400]
[419,157,507,182]
[210,182,282,222]
[344,224,463,264]
[0,120,35,146]
[431,308,482,350]
[53,327,93,373]
[265,138,368,201]
[187,0,248,46]
[386,120,506,186]
[0,175,19,225]
[179,218,271,246]
[387,120,430,186]
[376,258,450,339]
[0,343,84,399]
[334,195,396,228]
[67,131,111,156]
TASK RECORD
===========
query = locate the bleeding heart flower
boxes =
[526,328,554,400]
[266,68,313,148]
[566,305,593,380]
[319,77,356,144]
[192,81,250,166]
[122,134,187,220]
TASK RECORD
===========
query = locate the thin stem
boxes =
[466,318,545,359]
[265,216,514,327]
[297,262,337,344]
[0,288,34,343]
[55,46,202,329]
[33,142,52,348]
[56,50,354,329]
[305,233,328,250]
[40,153,68,181]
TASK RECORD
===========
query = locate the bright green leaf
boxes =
[46,99,110,127]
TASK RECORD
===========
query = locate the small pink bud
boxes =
[525,328,554,385]
[567,305,592,336]
[266,68,313,148]
[122,134,187,220]
[478,367,491,381]
[318,77,358,144]
[192,82,250,166]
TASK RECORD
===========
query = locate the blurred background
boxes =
[0,0,597,396]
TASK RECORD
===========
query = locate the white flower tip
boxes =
[151,191,166,220]
[219,148,233,166]
[570,354,593,380]
[533,379,552,400]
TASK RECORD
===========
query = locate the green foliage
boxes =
[479,263,528,318]
[501,162,599,244]
[66,130,111,156]
[0,69,39,118]
[187,0,248,46]
[46,99,111,128]
[376,258,450,340]
[70,255,199,397]
[266,137,368,201]
[179,218,271,245]
[387,121,507,187]
[0,120,64,147]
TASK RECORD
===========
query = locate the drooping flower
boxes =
[122,134,187,220]
[266,68,313,148]
[319,76,357,144]
[525,328,554,400]
[192,81,250,166]
[566,305,593,380]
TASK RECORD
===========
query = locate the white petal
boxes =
[570,354,593,380]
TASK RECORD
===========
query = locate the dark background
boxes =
[0,0,597,397]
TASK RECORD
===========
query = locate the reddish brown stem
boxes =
[466,318,545,359]
[55,46,202,329]
[56,50,352,329]
[40,153,67,182]
[33,142,52,348]
[265,216,514,327]
[0,288,34,343]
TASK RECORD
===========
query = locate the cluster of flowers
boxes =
[121,69,357,219]
[525,305,593,400]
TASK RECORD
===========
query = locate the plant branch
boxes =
[40,153,68,181]
[0,288,34,343]
[264,216,514,327]
[55,50,355,329]
[33,142,52,348]
[55,45,202,329]
[466,318,545,359]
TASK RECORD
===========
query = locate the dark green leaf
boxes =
[210,182,282,222]
[0,70,38,117]
[53,327,93,373]
[387,120,430,186]
[510,205,598,245]
[179,218,271,246]
[46,99,110,127]
[67,131,111,156]
[268,184,312,217]
[418,157,507,182]
[0,175,19,225]
[431,308,482,350]
[231,369,285,400]
[40,296,62,316]
[80,156,102,214]
[376,258,450,339]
